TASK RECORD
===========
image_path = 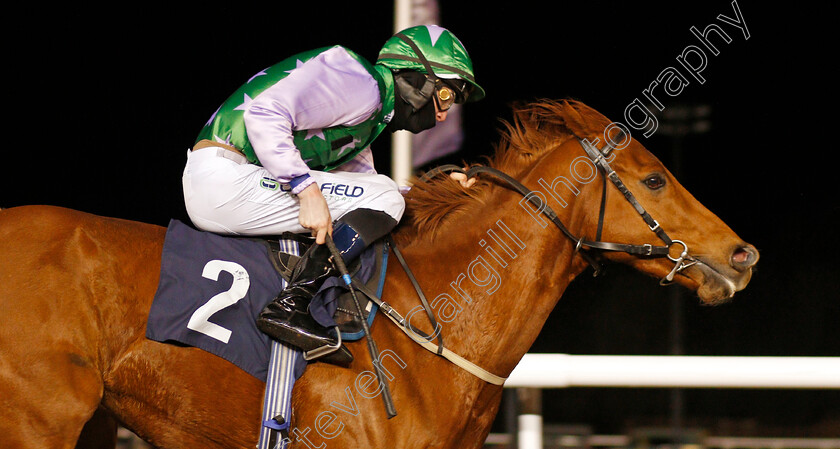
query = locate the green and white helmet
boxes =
[377,25,485,103]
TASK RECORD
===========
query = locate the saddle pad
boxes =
[146,219,302,381]
[146,219,387,381]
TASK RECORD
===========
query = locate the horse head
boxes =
[497,99,758,304]
[403,99,757,308]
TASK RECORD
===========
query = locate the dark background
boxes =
[5,1,837,439]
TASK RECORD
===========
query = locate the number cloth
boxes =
[146,219,294,381]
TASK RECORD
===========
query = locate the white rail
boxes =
[501,354,840,449]
[485,433,840,449]
[505,354,840,389]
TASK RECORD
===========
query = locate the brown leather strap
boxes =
[192,139,247,158]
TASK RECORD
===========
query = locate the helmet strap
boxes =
[394,32,440,82]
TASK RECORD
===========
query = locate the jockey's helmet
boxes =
[377,25,485,109]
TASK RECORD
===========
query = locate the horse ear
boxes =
[558,100,593,138]
[559,100,608,143]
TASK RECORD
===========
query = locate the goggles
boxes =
[434,80,471,112]
[434,86,456,111]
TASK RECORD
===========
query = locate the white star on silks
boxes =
[213,134,233,146]
[247,69,268,84]
[336,137,361,157]
[205,105,222,126]
[233,93,254,112]
[304,128,325,141]
[285,59,306,75]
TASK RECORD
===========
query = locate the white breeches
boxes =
[182,146,406,236]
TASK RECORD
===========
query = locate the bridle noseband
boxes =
[424,131,696,284]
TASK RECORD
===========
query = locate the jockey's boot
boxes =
[257,208,398,363]
[256,242,353,364]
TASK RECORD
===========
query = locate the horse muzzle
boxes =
[730,244,759,272]
[684,242,759,305]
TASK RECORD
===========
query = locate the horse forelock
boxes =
[399,99,612,242]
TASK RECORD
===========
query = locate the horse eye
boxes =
[644,174,665,190]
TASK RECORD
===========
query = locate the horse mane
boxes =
[399,99,612,242]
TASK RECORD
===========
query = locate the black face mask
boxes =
[387,72,437,134]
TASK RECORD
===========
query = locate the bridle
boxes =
[577,131,697,283]
[339,134,699,403]
[424,130,697,284]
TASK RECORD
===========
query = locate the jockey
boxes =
[182,25,484,362]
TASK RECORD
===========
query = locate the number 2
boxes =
[187,260,251,343]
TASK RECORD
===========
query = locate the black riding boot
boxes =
[257,208,398,363]
[256,242,352,363]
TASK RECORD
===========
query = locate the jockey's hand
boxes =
[297,183,332,244]
[450,172,476,188]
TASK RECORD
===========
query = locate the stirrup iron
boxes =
[302,326,343,361]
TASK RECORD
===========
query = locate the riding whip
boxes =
[325,235,398,418]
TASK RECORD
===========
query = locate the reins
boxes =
[421,133,697,282]
[344,134,698,407]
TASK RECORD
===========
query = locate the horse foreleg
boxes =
[0,345,105,449]
[75,407,118,449]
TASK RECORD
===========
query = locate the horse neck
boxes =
[398,149,599,377]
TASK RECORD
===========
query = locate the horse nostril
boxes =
[731,245,758,271]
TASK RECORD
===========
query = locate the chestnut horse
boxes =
[0,100,757,449]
